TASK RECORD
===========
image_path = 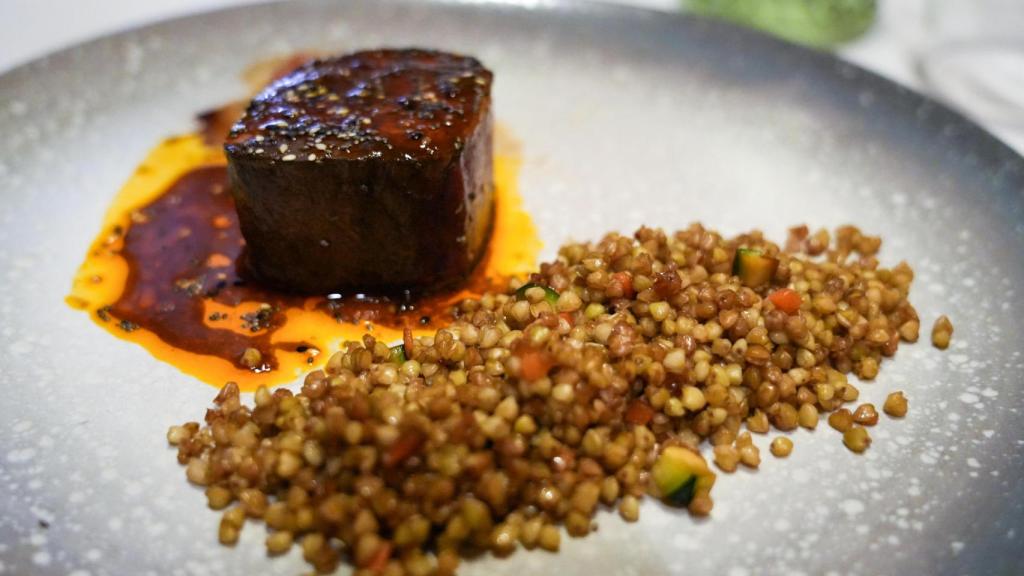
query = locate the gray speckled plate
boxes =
[1,1,1022,575]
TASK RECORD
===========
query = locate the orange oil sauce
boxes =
[66,131,540,390]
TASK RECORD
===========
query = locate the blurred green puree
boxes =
[684,0,877,48]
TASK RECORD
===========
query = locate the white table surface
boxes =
[1,0,1021,152]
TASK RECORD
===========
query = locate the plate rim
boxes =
[2,0,1023,176]
[1,2,1023,574]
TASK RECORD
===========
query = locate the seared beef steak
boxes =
[225,49,494,294]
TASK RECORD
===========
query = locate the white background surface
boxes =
[0,0,1020,152]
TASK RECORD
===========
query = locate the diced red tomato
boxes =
[559,312,575,327]
[767,288,802,315]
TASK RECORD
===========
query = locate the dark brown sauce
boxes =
[108,165,506,373]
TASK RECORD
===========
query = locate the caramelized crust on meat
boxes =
[225,49,494,294]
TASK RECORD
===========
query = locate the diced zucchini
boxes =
[664,475,697,507]
[732,248,779,288]
[514,282,559,305]
[651,446,716,507]
[388,343,407,364]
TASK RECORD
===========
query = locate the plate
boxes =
[1,1,1022,574]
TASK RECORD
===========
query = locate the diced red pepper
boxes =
[611,271,634,299]
[625,399,656,425]
[559,312,575,327]
[515,344,554,381]
[767,288,802,315]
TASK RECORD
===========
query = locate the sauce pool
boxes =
[67,133,540,390]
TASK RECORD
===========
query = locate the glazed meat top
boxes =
[224,49,493,164]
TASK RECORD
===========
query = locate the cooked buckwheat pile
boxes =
[169,223,931,575]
